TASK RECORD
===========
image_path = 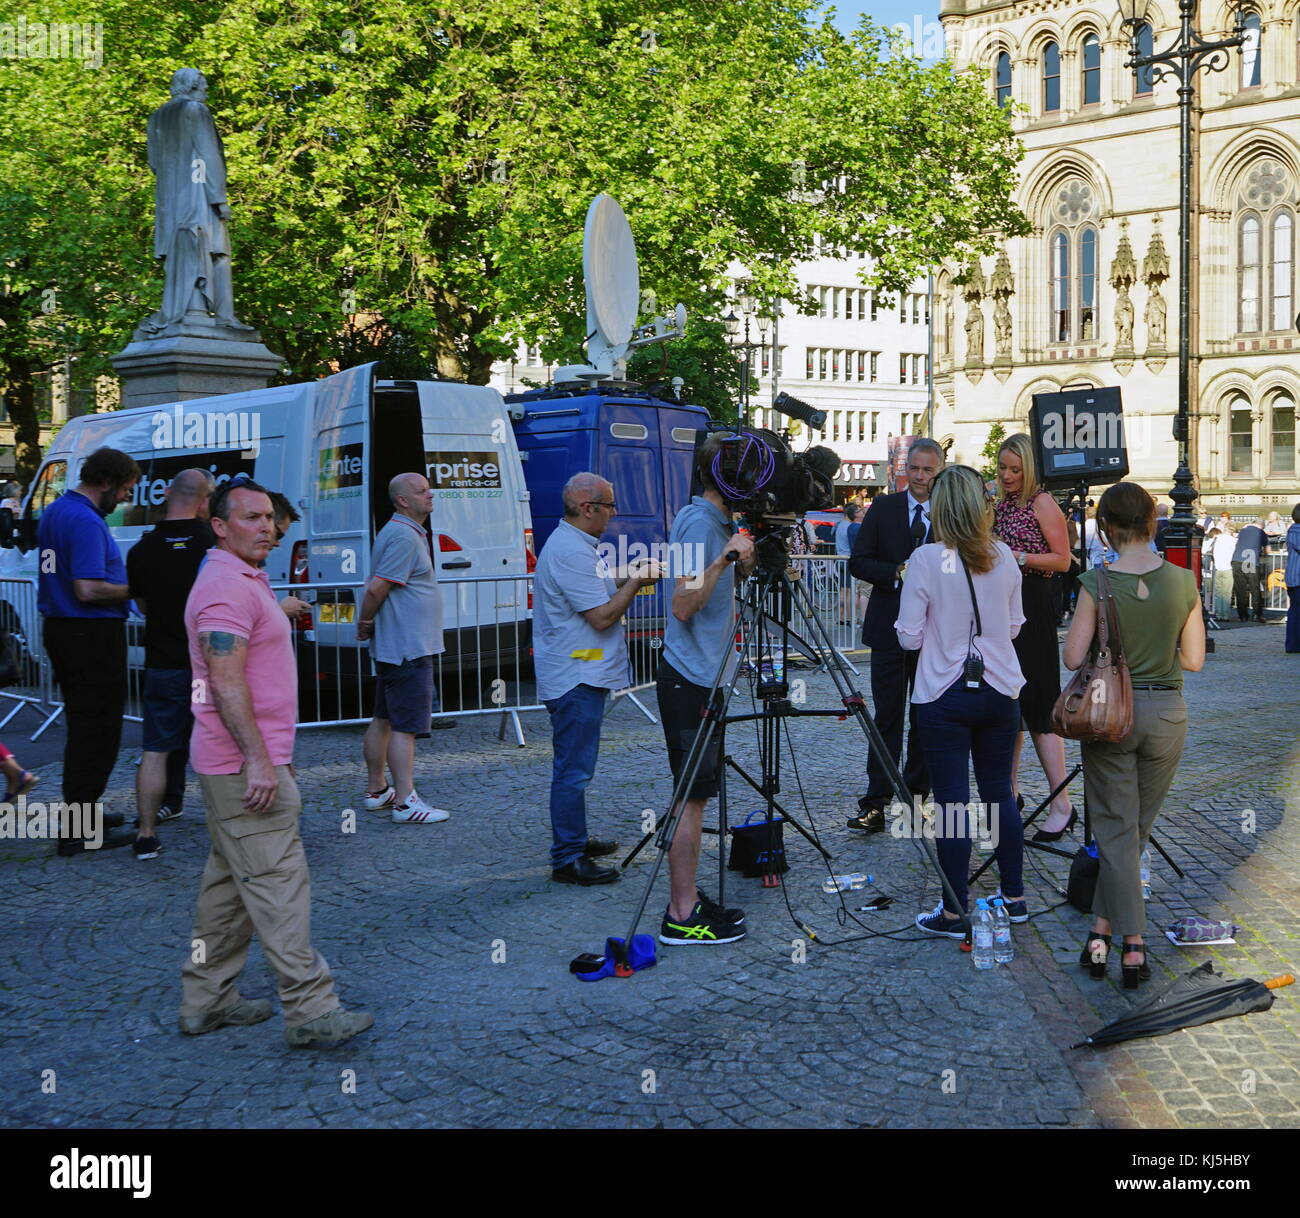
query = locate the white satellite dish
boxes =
[584,194,640,368]
[559,193,686,386]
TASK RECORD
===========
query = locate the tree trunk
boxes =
[6,357,43,484]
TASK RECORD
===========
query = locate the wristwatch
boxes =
[1016,552,1027,568]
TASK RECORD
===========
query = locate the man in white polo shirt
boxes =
[533,472,662,885]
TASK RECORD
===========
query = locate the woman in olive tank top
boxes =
[1062,482,1205,989]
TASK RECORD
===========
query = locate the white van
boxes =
[2,363,534,697]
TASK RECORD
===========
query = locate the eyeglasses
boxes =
[582,500,617,511]
[228,472,254,487]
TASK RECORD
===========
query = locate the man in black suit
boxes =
[846,438,945,831]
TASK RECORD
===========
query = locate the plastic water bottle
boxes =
[991,897,1014,964]
[972,899,995,970]
[1140,848,1152,901]
[823,872,871,894]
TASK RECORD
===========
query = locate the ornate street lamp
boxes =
[1118,0,1246,584]
[725,294,770,428]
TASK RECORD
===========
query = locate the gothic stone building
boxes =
[932,0,1299,515]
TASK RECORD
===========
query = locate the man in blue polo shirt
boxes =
[533,471,662,885]
[38,447,141,855]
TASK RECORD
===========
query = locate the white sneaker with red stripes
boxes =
[391,793,450,824]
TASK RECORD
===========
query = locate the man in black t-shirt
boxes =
[126,469,215,859]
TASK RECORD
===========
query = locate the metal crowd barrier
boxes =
[1204,550,1291,620]
[0,575,63,741]
[788,554,869,666]
[130,575,548,746]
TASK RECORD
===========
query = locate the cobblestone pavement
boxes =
[1,621,1296,1129]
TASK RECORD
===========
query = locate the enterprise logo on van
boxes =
[318,443,364,498]
[426,451,502,491]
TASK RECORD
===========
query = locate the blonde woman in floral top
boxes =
[993,433,1074,842]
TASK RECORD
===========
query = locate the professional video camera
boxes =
[710,392,840,521]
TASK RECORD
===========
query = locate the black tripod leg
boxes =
[1146,831,1185,879]
[619,829,655,870]
[969,763,1084,884]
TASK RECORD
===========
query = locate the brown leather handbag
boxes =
[1051,562,1133,743]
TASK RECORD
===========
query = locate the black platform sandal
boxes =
[1079,934,1108,979]
[1121,943,1149,990]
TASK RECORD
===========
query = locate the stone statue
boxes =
[994,298,1012,357]
[139,68,251,335]
[1115,290,1134,349]
[965,301,984,364]
[1145,287,1167,349]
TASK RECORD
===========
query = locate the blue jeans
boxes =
[914,678,1023,916]
[543,684,609,868]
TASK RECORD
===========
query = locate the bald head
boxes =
[562,473,610,517]
[165,468,216,520]
[563,472,617,538]
[389,472,433,523]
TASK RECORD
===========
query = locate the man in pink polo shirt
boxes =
[179,477,373,1048]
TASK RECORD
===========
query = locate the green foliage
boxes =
[627,315,740,422]
[978,420,1008,483]
[2,0,1027,480]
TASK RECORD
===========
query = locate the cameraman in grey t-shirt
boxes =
[655,435,754,944]
[356,473,450,825]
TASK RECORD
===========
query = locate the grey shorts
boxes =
[374,655,434,736]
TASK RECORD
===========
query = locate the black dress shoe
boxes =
[846,808,885,833]
[551,857,620,885]
[56,826,136,856]
[582,837,619,858]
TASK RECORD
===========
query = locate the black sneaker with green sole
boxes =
[659,902,747,946]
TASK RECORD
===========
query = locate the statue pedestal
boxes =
[111,323,283,410]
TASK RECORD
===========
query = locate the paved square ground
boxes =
[2,621,1296,1128]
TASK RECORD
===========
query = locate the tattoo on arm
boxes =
[200,631,246,658]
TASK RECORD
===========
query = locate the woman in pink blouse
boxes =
[896,465,1029,937]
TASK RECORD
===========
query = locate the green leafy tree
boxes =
[626,316,740,421]
[979,420,1008,483]
[2,0,1027,479]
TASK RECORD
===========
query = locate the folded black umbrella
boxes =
[1073,960,1294,1049]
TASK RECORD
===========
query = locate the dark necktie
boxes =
[911,504,926,551]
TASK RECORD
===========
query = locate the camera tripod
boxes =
[612,520,971,964]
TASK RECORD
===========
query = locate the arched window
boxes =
[1241,12,1262,89]
[1134,22,1154,96]
[1081,34,1101,105]
[1239,213,1262,332]
[1271,391,1296,474]
[1051,229,1071,341]
[996,51,1012,108]
[1043,41,1061,112]
[1079,226,1098,340]
[1229,396,1254,474]
[1271,211,1293,331]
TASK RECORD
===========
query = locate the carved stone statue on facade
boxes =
[988,250,1014,361]
[993,299,1012,356]
[1144,288,1167,348]
[1141,216,1171,354]
[965,301,985,365]
[137,68,253,336]
[1110,217,1138,359]
[1115,292,1134,349]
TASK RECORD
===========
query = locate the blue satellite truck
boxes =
[506,383,712,632]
